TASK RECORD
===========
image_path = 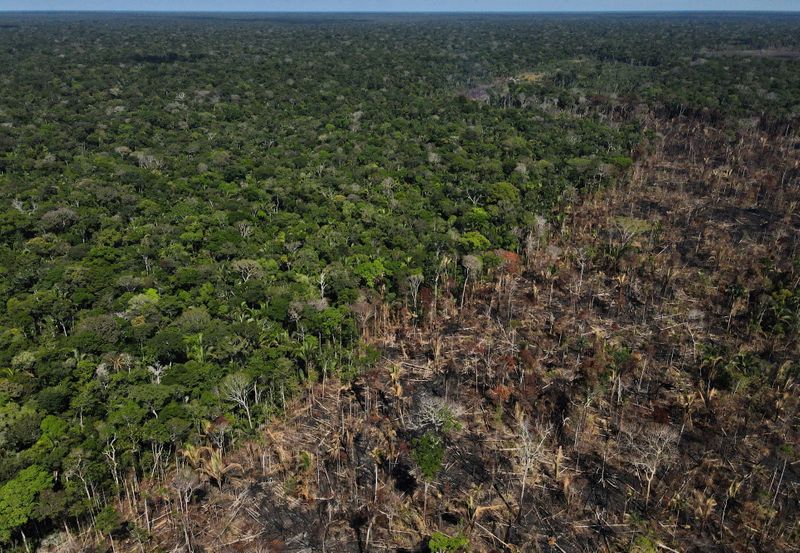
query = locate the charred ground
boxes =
[0,12,798,553]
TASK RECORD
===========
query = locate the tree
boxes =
[412,431,444,517]
[624,423,679,506]
[0,465,52,544]
[459,231,491,252]
[231,259,263,284]
[407,272,424,317]
[220,372,255,429]
[197,449,242,488]
[354,257,388,288]
[94,505,122,537]
[460,255,483,310]
[180,443,211,469]
[514,413,550,515]
[40,207,78,232]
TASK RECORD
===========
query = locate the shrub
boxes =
[428,530,469,552]
[412,431,444,481]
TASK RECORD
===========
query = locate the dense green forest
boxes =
[0,12,798,552]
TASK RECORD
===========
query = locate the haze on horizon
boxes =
[1,0,799,12]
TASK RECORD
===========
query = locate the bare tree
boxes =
[623,423,679,506]
[220,372,255,428]
[41,206,78,231]
[135,152,164,170]
[147,361,171,384]
[10,198,23,212]
[231,259,263,284]
[102,433,120,490]
[461,255,483,310]
[318,270,327,299]
[534,215,549,250]
[171,466,201,552]
[407,272,424,315]
[411,394,464,431]
[514,411,551,515]
[574,246,588,300]
[522,215,551,269]
[524,230,536,267]
[430,254,451,327]
[235,221,254,238]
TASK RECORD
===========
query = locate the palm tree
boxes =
[180,443,212,469]
[699,351,725,406]
[198,449,243,488]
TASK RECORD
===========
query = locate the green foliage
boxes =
[757,283,800,337]
[428,530,470,553]
[353,258,389,288]
[94,506,122,536]
[459,231,492,252]
[629,534,658,553]
[488,181,520,204]
[610,155,634,170]
[412,432,445,482]
[0,465,52,543]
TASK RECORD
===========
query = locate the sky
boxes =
[1,0,799,11]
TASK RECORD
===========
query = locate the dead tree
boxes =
[623,423,679,507]
[220,372,255,428]
[407,273,424,317]
[461,255,483,310]
[513,410,551,518]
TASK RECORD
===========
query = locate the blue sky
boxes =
[1,0,798,10]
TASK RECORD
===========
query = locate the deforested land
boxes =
[0,12,798,553]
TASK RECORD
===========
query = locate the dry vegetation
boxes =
[514,72,547,83]
[43,110,799,553]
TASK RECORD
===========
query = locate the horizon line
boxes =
[2,9,800,13]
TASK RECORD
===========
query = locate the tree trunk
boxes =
[460,272,469,310]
